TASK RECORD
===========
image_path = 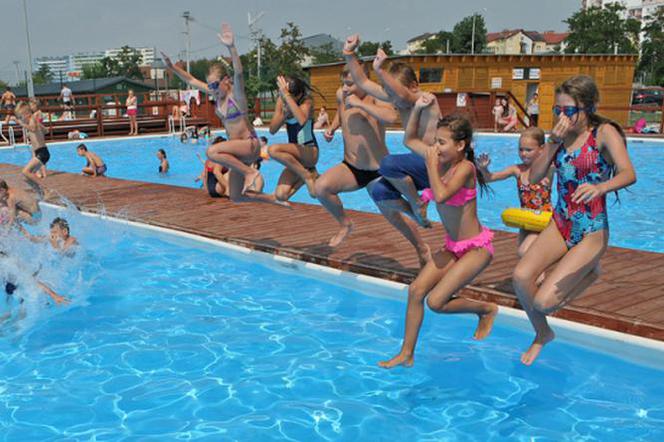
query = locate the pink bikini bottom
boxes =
[446,227,494,259]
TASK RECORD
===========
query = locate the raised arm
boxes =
[373,49,418,106]
[477,153,519,183]
[219,23,249,112]
[403,94,435,157]
[571,123,636,204]
[345,95,398,124]
[342,35,390,101]
[426,153,475,204]
[529,116,570,184]
[161,51,209,92]
[277,75,311,126]
[269,98,286,134]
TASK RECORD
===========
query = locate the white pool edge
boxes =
[41,202,664,370]
[3,127,663,150]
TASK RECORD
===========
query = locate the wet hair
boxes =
[5,86,10,91]
[212,136,226,144]
[0,179,7,191]
[158,149,167,158]
[50,217,69,233]
[286,76,314,102]
[520,127,546,147]
[387,62,417,88]
[180,132,188,143]
[77,144,88,152]
[259,136,268,144]
[556,74,626,198]
[437,114,489,194]
[501,97,510,118]
[14,102,29,115]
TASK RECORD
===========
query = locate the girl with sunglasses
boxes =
[512,75,636,366]
[162,24,286,206]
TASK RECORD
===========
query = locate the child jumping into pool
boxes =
[0,178,41,225]
[315,62,397,247]
[76,144,107,177]
[18,217,78,254]
[512,75,636,366]
[14,102,50,195]
[343,34,441,266]
[268,75,320,201]
[157,149,169,174]
[477,127,554,257]
[379,95,498,369]
[162,23,286,207]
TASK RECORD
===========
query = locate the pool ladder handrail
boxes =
[167,115,187,135]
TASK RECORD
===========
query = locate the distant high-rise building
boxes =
[104,47,155,65]
[34,56,70,81]
[581,0,664,21]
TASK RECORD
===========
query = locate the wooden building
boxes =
[305,54,638,130]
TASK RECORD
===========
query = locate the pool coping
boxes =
[3,127,663,150]
[42,202,664,370]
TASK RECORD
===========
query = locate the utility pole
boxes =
[248,11,266,80]
[13,61,21,85]
[471,14,476,55]
[22,0,35,97]
[182,11,192,74]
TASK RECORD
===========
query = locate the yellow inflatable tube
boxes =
[501,208,552,233]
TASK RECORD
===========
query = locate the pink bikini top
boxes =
[420,163,477,207]
[444,163,477,207]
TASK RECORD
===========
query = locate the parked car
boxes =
[632,87,664,106]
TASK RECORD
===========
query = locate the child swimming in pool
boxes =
[512,75,636,365]
[77,144,107,177]
[379,95,498,369]
[157,149,169,174]
[477,127,554,257]
[18,217,78,254]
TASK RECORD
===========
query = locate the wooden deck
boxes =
[2,163,664,341]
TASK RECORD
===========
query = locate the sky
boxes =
[0,0,581,83]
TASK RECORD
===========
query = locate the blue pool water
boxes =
[0,131,662,252]
[1,208,663,440]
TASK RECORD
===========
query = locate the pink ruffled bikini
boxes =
[421,167,494,259]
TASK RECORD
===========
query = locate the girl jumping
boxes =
[162,23,285,206]
[379,94,498,369]
[512,75,636,365]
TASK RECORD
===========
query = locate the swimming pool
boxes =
[1,206,663,440]
[0,131,661,252]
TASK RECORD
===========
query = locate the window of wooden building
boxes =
[419,67,443,83]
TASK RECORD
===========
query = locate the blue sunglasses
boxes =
[207,81,220,91]
[552,105,595,117]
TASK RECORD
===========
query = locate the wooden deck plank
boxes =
[3,163,664,341]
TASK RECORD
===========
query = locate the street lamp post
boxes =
[22,0,35,97]
[471,14,476,54]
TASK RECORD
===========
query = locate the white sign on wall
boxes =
[456,93,468,107]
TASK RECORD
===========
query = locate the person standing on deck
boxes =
[315,62,398,247]
[126,90,139,136]
[512,75,636,366]
[343,34,441,267]
[1,87,17,124]
[161,23,288,207]
[14,102,50,196]
[59,84,74,119]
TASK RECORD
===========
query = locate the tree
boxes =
[82,62,107,79]
[414,31,454,54]
[0,79,7,90]
[277,22,309,76]
[115,46,144,79]
[638,7,664,85]
[564,4,640,54]
[451,14,487,54]
[357,40,394,57]
[32,64,52,85]
[309,42,341,65]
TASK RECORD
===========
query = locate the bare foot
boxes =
[473,304,498,340]
[274,199,292,209]
[410,199,431,228]
[242,170,261,194]
[329,221,353,247]
[378,352,414,369]
[521,328,555,366]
